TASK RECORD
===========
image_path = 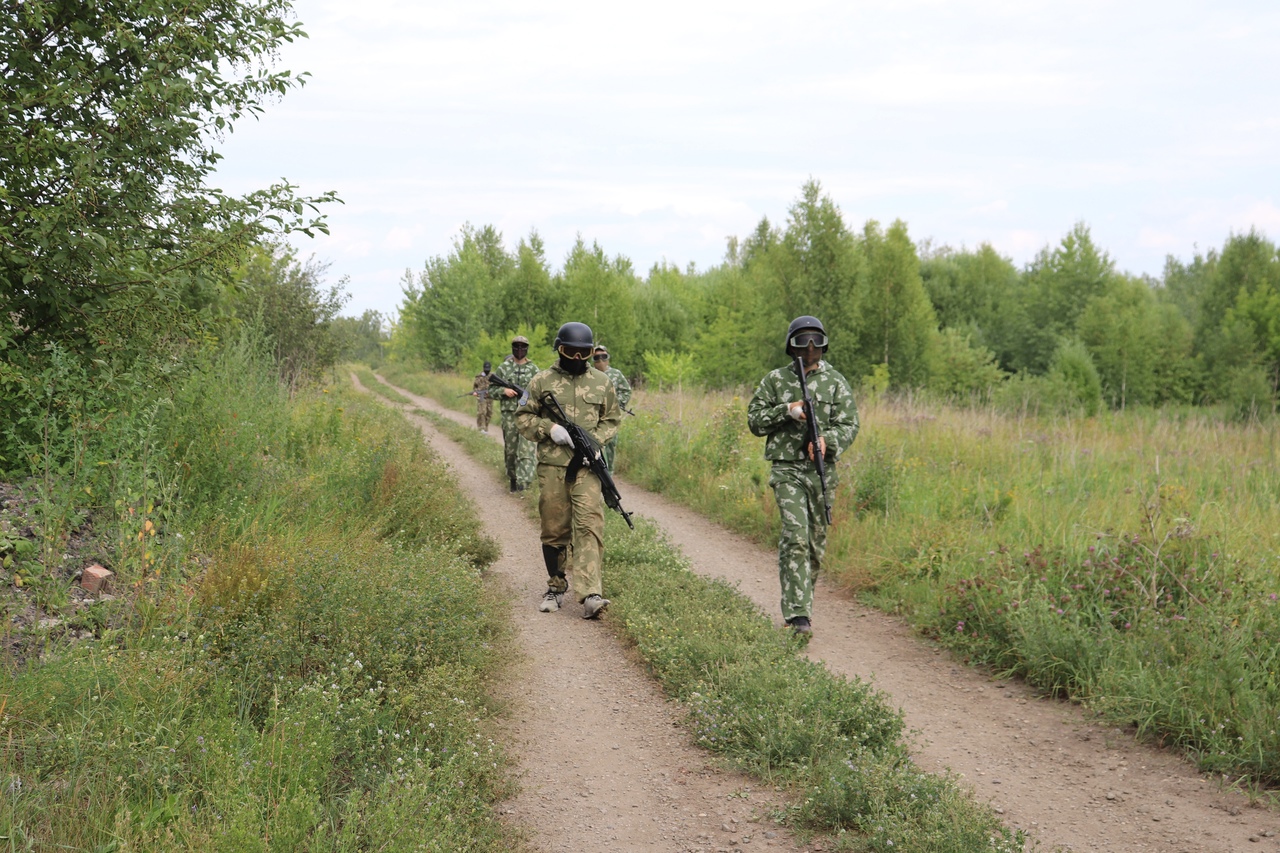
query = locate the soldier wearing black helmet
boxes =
[516,321,622,619]
[493,335,539,491]
[747,316,860,637]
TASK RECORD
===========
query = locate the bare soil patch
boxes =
[374,374,1280,853]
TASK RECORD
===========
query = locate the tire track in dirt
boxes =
[353,373,806,853]
[375,373,1279,853]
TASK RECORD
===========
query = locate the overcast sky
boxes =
[213,0,1280,319]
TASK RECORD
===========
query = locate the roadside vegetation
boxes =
[366,374,1029,852]
[2,344,514,850]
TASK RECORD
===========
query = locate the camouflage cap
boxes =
[512,335,530,345]
[593,345,609,355]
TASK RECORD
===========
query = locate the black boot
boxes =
[538,545,568,613]
[509,476,517,492]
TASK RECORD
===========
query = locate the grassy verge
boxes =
[388,369,1028,853]
[559,380,1280,791]
[2,349,517,851]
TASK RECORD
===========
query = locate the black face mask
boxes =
[558,354,589,375]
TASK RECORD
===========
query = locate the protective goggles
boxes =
[512,342,529,350]
[789,331,828,348]
[592,354,609,362]
[558,344,593,360]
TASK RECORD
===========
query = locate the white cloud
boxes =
[1137,227,1180,250]
[1234,201,1280,237]
[382,226,424,251]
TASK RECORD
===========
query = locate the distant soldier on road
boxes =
[517,322,622,619]
[592,345,631,473]
[747,316,859,638]
[472,360,493,432]
[494,336,539,492]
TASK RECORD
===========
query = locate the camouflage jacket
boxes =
[746,360,859,463]
[472,373,490,397]
[493,359,539,413]
[604,366,632,410]
[515,364,622,467]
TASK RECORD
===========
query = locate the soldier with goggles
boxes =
[747,316,859,638]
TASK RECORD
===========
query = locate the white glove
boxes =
[549,424,573,446]
[787,402,807,421]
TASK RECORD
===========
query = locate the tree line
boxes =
[395,181,1279,418]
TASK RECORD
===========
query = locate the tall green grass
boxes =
[1,345,514,851]
[401,373,1028,852]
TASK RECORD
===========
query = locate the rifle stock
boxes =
[794,356,833,525]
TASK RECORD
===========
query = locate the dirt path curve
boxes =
[372,374,1279,853]
[353,373,804,853]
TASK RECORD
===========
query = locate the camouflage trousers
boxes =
[476,399,492,431]
[537,464,606,603]
[769,461,837,622]
[600,437,618,473]
[500,413,536,487]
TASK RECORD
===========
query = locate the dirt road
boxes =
[367,373,1278,853]
[355,373,804,852]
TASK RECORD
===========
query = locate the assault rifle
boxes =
[486,373,635,529]
[794,356,832,525]
[483,372,526,403]
[460,389,493,400]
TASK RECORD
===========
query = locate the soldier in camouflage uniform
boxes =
[493,335,540,492]
[592,345,631,473]
[516,322,622,619]
[472,361,493,432]
[747,316,859,637]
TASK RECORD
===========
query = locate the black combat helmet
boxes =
[785,315,828,353]
[554,321,594,349]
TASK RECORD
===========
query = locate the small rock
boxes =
[80,563,113,595]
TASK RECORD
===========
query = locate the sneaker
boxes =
[538,589,562,613]
[788,616,812,636]
[582,594,610,620]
